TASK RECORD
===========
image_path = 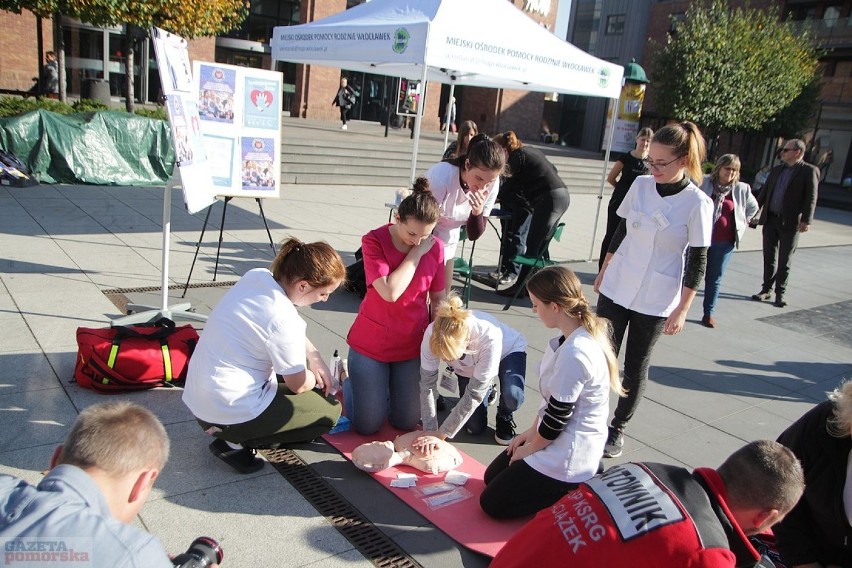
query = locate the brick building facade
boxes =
[0,10,54,92]
[2,1,569,142]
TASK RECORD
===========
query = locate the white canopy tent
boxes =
[271,0,625,260]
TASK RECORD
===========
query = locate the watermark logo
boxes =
[2,538,93,566]
[393,28,410,54]
[598,67,611,89]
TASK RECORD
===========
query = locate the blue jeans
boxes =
[457,351,526,434]
[703,240,735,316]
[344,348,421,435]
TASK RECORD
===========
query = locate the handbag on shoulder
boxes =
[74,317,199,393]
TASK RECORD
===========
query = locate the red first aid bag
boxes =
[74,318,199,393]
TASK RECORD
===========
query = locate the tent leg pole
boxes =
[408,65,429,185]
[443,82,455,151]
[588,97,619,262]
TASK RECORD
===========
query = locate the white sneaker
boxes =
[341,124,347,130]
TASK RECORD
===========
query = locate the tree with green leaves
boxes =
[1,0,248,108]
[761,72,822,140]
[650,0,820,144]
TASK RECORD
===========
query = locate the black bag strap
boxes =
[111,317,178,341]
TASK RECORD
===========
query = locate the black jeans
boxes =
[761,214,800,296]
[500,188,570,276]
[339,106,350,125]
[480,449,578,519]
[595,294,666,431]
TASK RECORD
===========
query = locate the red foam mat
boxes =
[323,425,527,558]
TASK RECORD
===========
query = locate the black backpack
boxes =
[343,247,367,298]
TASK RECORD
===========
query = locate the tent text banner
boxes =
[270,0,623,98]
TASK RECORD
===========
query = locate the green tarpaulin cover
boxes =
[0,109,174,185]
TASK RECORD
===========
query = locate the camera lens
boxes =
[171,536,223,568]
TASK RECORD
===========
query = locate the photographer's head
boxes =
[53,402,169,523]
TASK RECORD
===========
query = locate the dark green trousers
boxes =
[198,386,341,448]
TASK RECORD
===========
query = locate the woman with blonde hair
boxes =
[774,381,852,567]
[414,294,527,448]
[594,121,713,458]
[698,154,759,328]
[183,237,346,474]
[479,266,623,519]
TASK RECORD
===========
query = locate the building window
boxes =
[606,14,625,35]
[668,12,686,35]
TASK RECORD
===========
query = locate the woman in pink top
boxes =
[345,178,446,435]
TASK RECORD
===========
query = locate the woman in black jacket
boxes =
[492,131,569,295]
[332,77,357,130]
[775,381,852,567]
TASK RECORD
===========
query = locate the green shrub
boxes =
[71,98,109,112]
[702,161,715,174]
[0,96,76,117]
[134,106,168,121]
[0,96,168,122]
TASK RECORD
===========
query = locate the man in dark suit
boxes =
[751,139,819,308]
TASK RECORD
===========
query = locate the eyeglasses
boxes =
[643,156,681,171]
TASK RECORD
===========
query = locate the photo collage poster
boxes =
[194,62,283,199]
[151,27,217,214]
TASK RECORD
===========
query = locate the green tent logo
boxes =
[393,28,410,54]
[598,67,610,88]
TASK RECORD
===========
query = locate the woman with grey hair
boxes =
[774,381,852,567]
[698,154,758,328]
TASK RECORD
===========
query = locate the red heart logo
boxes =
[250,90,273,110]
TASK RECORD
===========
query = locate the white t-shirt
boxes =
[425,161,499,259]
[182,268,307,425]
[420,311,526,438]
[599,175,713,317]
[525,328,610,484]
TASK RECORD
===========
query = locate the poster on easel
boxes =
[194,61,283,199]
[151,27,217,214]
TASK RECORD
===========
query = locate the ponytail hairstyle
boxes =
[652,121,707,184]
[526,266,624,396]
[397,176,440,225]
[429,293,473,362]
[270,237,346,288]
[493,130,523,153]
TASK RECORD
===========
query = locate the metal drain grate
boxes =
[263,447,422,568]
[102,280,239,295]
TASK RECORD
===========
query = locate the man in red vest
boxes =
[491,440,803,568]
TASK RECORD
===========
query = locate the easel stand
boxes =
[114,174,208,325]
[181,196,276,298]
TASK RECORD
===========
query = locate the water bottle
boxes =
[329,349,342,396]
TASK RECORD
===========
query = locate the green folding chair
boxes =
[502,222,566,310]
[452,226,476,307]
